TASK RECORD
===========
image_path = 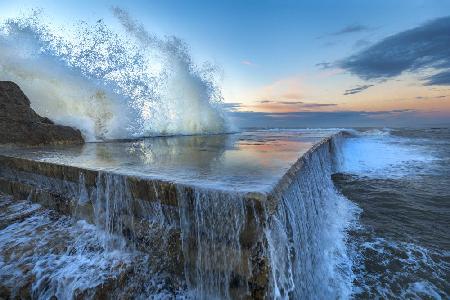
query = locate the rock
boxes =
[0,81,84,145]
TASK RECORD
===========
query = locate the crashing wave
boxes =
[0,8,230,141]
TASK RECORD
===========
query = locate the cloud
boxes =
[248,100,338,113]
[316,62,333,69]
[246,75,306,103]
[339,16,450,86]
[280,92,303,100]
[227,109,444,128]
[322,41,338,47]
[331,24,370,36]
[315,62,345,78]
[225,101,341,113]
[387,109,415,113]
[300,103,338,108]
[344,84,374,95]
[241,60,255,66]
[353,39,371,49]
[317,24,372,40]
[221,102,243,112]
[278,101,304,105]
[425,70,450,85]
[416,95,448,100]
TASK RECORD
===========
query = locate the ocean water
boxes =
[333,128,450,299]
[0,127,448,298]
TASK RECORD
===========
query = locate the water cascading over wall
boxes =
[84,134,356,299]
[171,134,357,299]
[264,135,356,299]
[0,133,357,299]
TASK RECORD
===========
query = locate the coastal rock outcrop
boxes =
[0,81,84,145]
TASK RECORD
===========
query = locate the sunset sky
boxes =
[1,0,450,127]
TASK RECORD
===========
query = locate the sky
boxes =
[1,0,450,128]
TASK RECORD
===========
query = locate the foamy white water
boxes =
[0,9,230,141]
[337,129,435,178]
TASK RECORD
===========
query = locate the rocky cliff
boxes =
[0,81,84,145]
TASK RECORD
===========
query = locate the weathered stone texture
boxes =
[0,81,84,145]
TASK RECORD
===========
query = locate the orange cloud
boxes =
[244,100,337,113]
[241,75,307,103]
[235,74,342,112]
[230,71,450,116]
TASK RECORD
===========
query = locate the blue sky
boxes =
[1,0,450,127]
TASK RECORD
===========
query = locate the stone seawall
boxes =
[0,132,343,299]
[0,153,269,298]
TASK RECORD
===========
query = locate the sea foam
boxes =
[336,129,436,178]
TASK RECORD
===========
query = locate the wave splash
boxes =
[0,8,230,141]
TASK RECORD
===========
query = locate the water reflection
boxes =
[0,130,336,191]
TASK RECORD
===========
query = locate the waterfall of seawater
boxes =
[172,136,358,299]
[30,135,357,299]
[177,188,248,299]
[74,172,186,297]
[264,139,358,299]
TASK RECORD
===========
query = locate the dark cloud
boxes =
[339,16,450,86]
[416,95,448,100]
[388,109,415,113]
[425,70,450,85]
[278,101,304,105]
[332,24,370,35]
[344,84,374,95]
[221,102,243,112]
[300,103,337,108]
[316,62,333,69]
[227,109,447,128]
[255,100,337,109]
[353,39,371,49]
[322,41,338,47]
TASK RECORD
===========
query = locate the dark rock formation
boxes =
[0,81,84,145]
